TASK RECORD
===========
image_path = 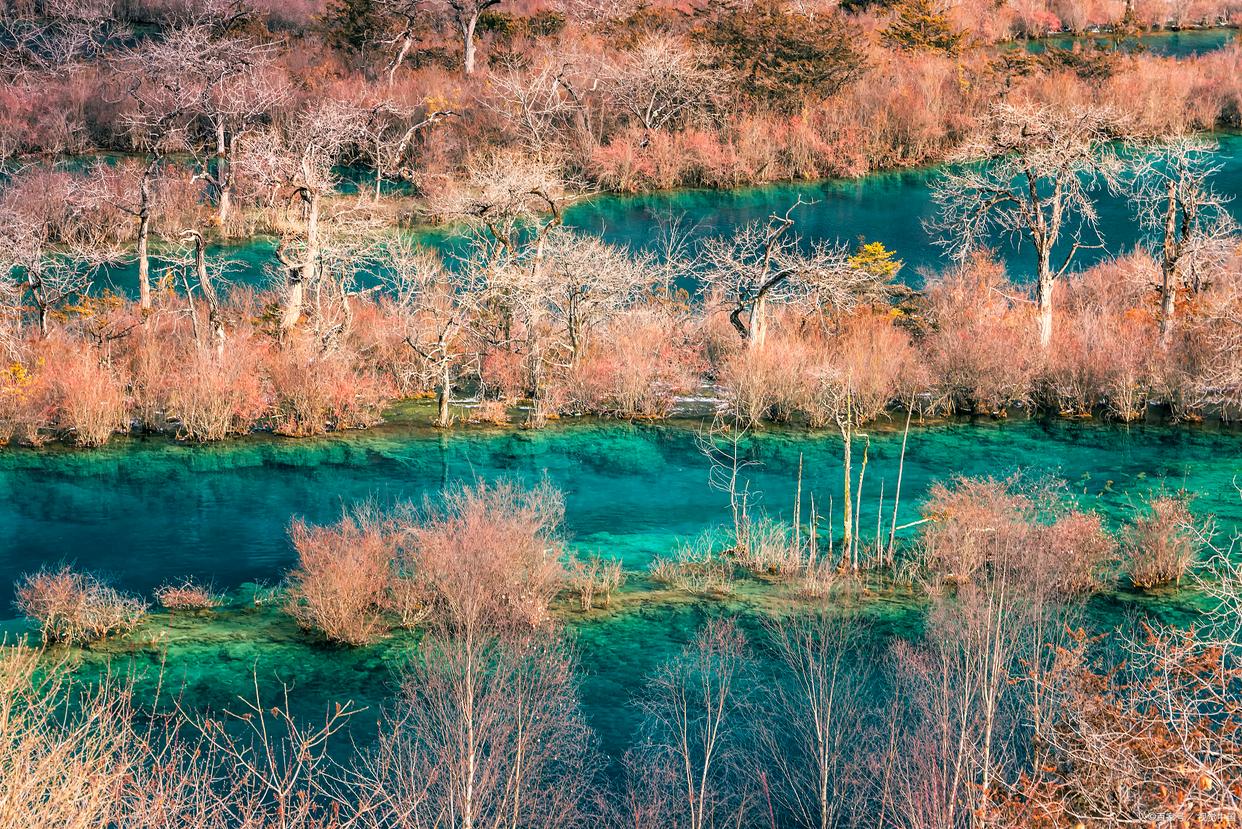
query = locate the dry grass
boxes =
[566,553,626,611]
[153,578,223,611]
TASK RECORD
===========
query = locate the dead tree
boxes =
[605,34,730,138]
[700,200,887,350]
[0,170,123,336]
[430,0,502,76]
[1129,133,1238,342]
[380,237,482,426]
[632,619,754,829]
[238,98,370,332]
[930,102,1126,348]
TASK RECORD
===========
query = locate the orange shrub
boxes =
[410,481,566,629]
[165,339,270,442]
[566,309,705,418]
[44,345,128,448]
[266,336,390,436]
[920,475,1116,596]
[1121,494,1205,588]
[920,254,1041,415]
[154,578,223,611]
[15,566,147,645]
[286,509,394,646]
[0,353,56,446]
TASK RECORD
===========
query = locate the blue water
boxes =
[1,415,1239,610]
[97,134,1242,293]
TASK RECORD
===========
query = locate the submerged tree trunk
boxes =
[437,349,452,427]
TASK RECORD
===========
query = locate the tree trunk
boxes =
[1159,177,1179,344]
[462,14,479,76]
[137,173,153,313]
[748,295,768,350]
[839,413,853,570]
[1035,246,1054,349]
[193,231,226,359]
[436,351,452,427]
[281,192,319,333]
[216,121,232,227]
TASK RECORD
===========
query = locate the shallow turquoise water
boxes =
[5,415,1236,766]
[2,416,1239,608]
[1020,27,1237,56]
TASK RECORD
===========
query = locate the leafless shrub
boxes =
[730,516,803,580]
[920,475,1116,597]
[285,508,394,646]
[409,480,567,630]
[153,578,222,611]
[1121,492,1207,588]
[565,552,625,611]
[14,566,147,646]
[0,643,141,829]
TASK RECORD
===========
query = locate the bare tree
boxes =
[378,0,426,86]
[630,618,754,829]
[696,407,760,554]
[761,612,870,829]
[108,21,235,312]
[379,236,482,426]
[507,227,654,364]
[605,34,730,138]
[0,0,126,81]
[195,38,289,228]
[358,628,600,829]
[1129,133,1238,342]
[360,100,457,201]
[170,229,230,358]
[431,0,502,76]
[426,151,582,265]
[0,170,123,336]
[930,103,1126,348]
[479,56,584,160]
[700,200,887,350]
[238,98,371,332]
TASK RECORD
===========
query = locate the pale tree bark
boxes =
[931,103,1124,350]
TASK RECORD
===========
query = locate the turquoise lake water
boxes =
[1020,26,1237,56]
[98,133,1242,294]
[2,415,1239,608]
[6,414,1236,761]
